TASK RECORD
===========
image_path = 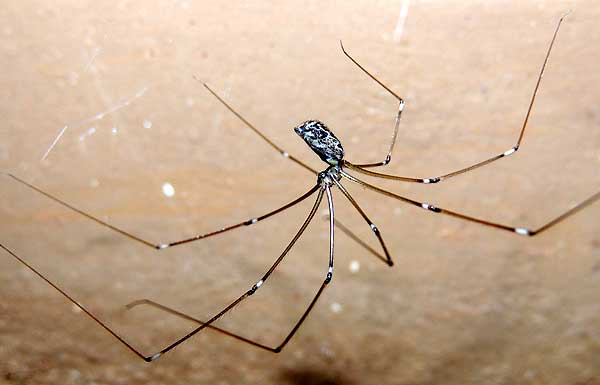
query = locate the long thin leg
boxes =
[201,82,318,174]
[6,173,319,250]
[332,178,393,266]
[127,184,336,354]
[1,188,325,362]
[332,218,389,265]
[343,13,568,182]
[324,185,335,282]
[125,298,278,352]
[0,242,148,361]
[341,169,600,237]
[340,41,404,168]
[142,187,325,361]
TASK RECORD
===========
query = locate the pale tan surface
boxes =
[1,1,599,385]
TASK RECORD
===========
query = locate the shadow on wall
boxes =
[278,368,357,385]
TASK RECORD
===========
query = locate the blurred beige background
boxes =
[1,1,599,385]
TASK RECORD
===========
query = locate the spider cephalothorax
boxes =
[294,120,344,165]
[318,165,342,186]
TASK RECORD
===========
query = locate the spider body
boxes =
[294,120,344,165]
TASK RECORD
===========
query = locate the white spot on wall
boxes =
[320,343,335,358]
[162,182,175,197]
[143,119,152,129]
[393,0,411,42]
[330,302,342,313]
[349,260,360,273]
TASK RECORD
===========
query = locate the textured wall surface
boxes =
[1,1,599,384]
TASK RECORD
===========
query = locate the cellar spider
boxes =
[1,14,599,362]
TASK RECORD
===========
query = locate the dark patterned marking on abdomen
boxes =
[294,120,344,165]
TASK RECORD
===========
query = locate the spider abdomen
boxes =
[294,120,344,165]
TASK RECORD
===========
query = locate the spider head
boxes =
[294,120,344,165]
